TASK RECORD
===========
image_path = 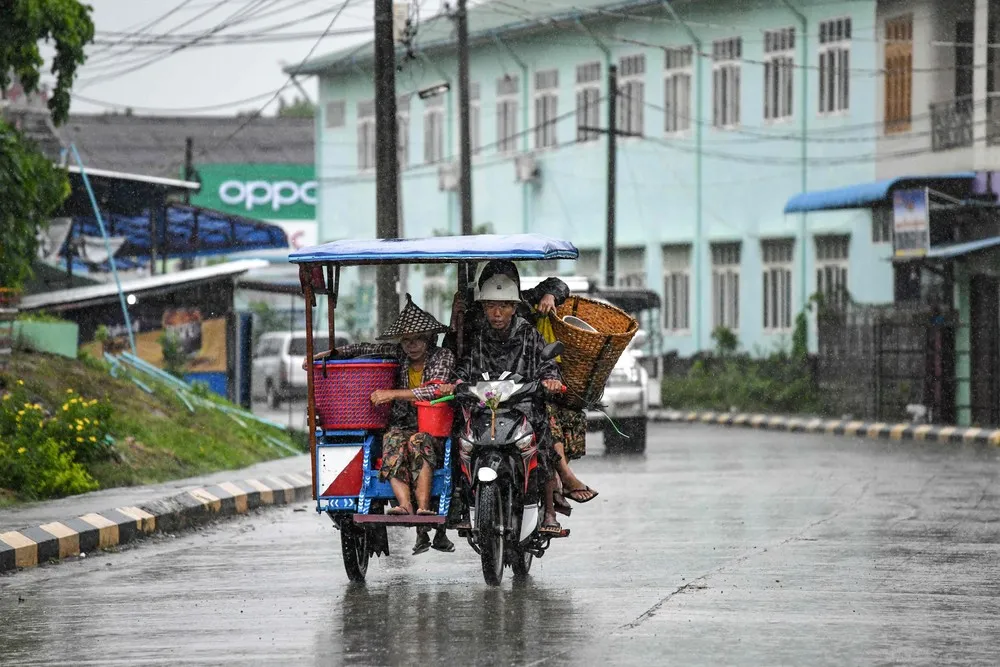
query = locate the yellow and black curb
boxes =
[0,473,311,574]
[655,410,1000,446]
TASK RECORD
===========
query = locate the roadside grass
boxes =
[1,351,302,499]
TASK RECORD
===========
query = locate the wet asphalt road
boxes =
[3,423,1000,666]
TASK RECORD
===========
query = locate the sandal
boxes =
[539,520,563,535]
[416,508,437,516]
[387,506,411,516]
[432,530,455,553]
[564,486,599,504]
[412,531,431,555]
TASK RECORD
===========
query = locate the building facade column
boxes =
[973,0,990,165]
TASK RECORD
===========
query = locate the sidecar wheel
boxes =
[341,524,369,582]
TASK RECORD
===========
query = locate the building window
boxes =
[816,235,850,309]
[713,37,742,128]
[397,94,410,169]
[576,61,601,142]
[872,206,893,243]
[617,247,646,287]
[357,99,375,171]
[664,47,692,134]
[662,244,690,332]
[762,239,794,332]
[535,69,559,149]
[325,100,345,128]
[764,27,794,121]
[884,14,913,133]
[711,242,741,329]
[618,54,645,136]
[577,248,602,280]
[497,75,519,154]
[819,17,851,114]
[423,94,444,164]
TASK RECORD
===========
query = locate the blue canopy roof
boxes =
[70,204,289,269]
[289,233,579,264]
[784,173,977,214]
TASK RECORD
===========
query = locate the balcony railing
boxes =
[930,96,974,151]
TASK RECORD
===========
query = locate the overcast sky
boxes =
[64,0,448,117]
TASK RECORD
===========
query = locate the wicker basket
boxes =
[550,296,638,409]
[313,359,399,430]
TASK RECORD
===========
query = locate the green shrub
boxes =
[0,435,98,500]
[158,331,188,378]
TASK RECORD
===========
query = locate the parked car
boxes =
[252,331,349,408]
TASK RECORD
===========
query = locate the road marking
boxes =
[844,421,865,437]
[867,423,888,438]
[937,426,957,442]
[116,506,156,533]
[890,424,907,440]
[962,428,983,442]
[38,522,81,559]
[218,482,248,513]
[189,488,222,512]
[245,479,275,504]
[0,531,37,568]
[79,513,120,549]
[913,425,934,441]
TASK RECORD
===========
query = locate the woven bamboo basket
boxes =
[550,295,638,409]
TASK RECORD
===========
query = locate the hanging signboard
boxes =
[892,188,930,258]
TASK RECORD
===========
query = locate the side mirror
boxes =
[541,341,564,361]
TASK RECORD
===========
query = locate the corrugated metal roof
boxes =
[20,259,269,312]
[288,0,667,77]
[60,114,315,178]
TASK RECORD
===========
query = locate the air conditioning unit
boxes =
[514,153,540,184]
[438,162,459,191]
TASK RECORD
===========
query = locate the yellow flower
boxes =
[76,437,83,443]
[16,380,24,386]
[89,436,97,442]
[84,418,91,424]
[76,424,83,431]
[38,421,43,428]
[2,394,9,401]
[67,388,74,394]
[63,405,69,411]
[93,420,99,426]
[17,447,25,454]
[17,410,24,416]
[33,403,41,410]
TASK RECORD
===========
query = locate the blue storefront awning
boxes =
[784,173,977,214]
[69,204,289,268]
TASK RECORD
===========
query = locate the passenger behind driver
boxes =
[309,294,456,555]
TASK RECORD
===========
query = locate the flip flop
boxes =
[387,506,411,515]
[432,530,456,553]
[564,486,599,504]
[412,532,431,555]
[539,521,563,535]
[416,509,437,516]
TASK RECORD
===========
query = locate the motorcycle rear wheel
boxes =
[511,548,533,579]
[477,483,505,587]
[340,524,369,582]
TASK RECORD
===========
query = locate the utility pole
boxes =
[605,64,618,289]
[374,0,400,333]
[183,137,194,204]
[456,0,474,291]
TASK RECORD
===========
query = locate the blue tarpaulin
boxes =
[69,204,289,267]
[783,173,977,214]
[289,233,579,264]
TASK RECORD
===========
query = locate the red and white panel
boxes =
[317,446,363,497]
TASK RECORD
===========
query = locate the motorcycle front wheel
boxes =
[511,548,533,579]
[477,483,505,586]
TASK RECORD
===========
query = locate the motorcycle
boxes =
[453,341,567,586]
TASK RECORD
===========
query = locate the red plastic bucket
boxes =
[415,401,455,437]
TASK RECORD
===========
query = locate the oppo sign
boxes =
[218,179,317,212]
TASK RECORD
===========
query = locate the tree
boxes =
[277,96,315,119]
[0,0,95,290]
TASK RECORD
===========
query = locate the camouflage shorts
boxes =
[546,403,587,461]
[380,427,441,484]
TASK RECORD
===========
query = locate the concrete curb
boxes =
[0,473,312,574]
[649,409,1000,446]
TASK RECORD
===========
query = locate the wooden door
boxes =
[885,15,913,134]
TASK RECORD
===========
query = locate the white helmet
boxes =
[477,273,520,302]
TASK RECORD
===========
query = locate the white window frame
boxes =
[325,100,346,129]
[497,76,519,154]
[712,37,742,128]
[357,99,375,171]
[662,244,691,332]
[664,47,693,135]
[818,17,851,115]
[534,69,559,150]
[423,94,444,165]
[761,239,794,333]
[617,247,646,288]
[576,61,601,143]
[711,243,741,330]
[764,27,795,122]
[872,206,893,244]
[815,235,850,309]
[618,54,645,137]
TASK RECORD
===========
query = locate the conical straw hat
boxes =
[378,294,449,340]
